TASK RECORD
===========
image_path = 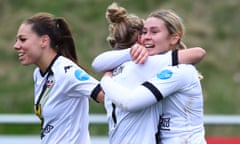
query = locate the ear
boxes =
[40,35,51,48]
[170,33,180,45]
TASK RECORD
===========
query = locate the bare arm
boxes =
[130,44,206,65]
[92,46,205,73]
[90,84,105,104]
[178,47,206,64]
[96,90,105,104]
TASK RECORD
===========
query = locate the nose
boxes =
[142,32,152,41]
[13,40,20,50]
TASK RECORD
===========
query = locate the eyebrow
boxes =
[16,34,24,38]
[143,26,160,31]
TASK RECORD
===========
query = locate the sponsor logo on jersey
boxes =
[160,115,171,131]
[64,65,73,73]
[112,65,124,76]
[74,69,90,81]
[157,69,173,80]
[41,124,54,139]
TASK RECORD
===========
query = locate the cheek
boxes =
[30,48,42,62]
[155,35,172,51]
[24,45,42,65]
[154,40,169,53]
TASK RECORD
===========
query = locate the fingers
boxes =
[136,52,148,64]
[130,44,149,64]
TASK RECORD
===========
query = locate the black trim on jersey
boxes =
[90,84,102,103]
[142,82,163,101]
[36,54,59,108]
[40,54,60,77]
[36,70,54,106]
[112,103,117,125]
[35,70,54,134]
[155,130,160,144]
[155,114,162,144]
[172,49,178,66]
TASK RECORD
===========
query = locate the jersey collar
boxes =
[40,54,60,77]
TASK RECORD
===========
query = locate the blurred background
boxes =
[0,0,240,141]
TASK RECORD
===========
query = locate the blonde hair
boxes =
[149,10,203,80]
[106,2,143,49]
[149,9,187,50]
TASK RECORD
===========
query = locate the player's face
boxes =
[140,17,175,55]
[14,23,44,66]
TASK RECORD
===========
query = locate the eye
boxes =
[151,29,159,34]
[151,29,159,33]
[20,38,27,42]
[142,30,147,35]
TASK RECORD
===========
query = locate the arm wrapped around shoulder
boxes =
[92,48,131,72]
[100,76,157,112]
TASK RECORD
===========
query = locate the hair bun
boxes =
[106,2,127,23]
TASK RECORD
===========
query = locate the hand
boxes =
[130,43,148,64]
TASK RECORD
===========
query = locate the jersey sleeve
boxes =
[101,76,158,112]
[66,66,100,99]
[145,64,193,98]
[100,64,194,112]
[91,48,131,72]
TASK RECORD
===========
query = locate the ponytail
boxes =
[25,12,87,71]
[53,18,78,65]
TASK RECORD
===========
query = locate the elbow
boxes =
[91,60,103,73]
[197,47,206,59]
[121,105,141,112]
[91,63,99,72]
[118,102,144,112]
[192,47,207,64]
[112,101,141,112]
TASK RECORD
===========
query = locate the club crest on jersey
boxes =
[157,69,173,80]
[74,69,90,81]
[112,65,124,76]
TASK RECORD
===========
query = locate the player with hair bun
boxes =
[92,3,206,144]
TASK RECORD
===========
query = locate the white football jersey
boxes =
[97,51,174,144]
[34,55,99,144]
[101,64,206,144]
[148,64,206,144]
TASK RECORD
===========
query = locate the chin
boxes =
[21,61,31,66]
[148,51,156,56]
[146,49,154,56]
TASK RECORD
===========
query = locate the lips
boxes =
[144,44,154,48]
[18,52,25,61]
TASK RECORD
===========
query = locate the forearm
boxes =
[101,76,157,112]
[92,48,131,72]
[178,47,206,64]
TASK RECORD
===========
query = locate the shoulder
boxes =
[156,64,196,81]
[144,51,172,67]
[148,51,172,61]
[52,56,90,81]
[165,64,195,72]
[52,56,76,74]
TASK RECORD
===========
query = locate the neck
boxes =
[37,51,58,75]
